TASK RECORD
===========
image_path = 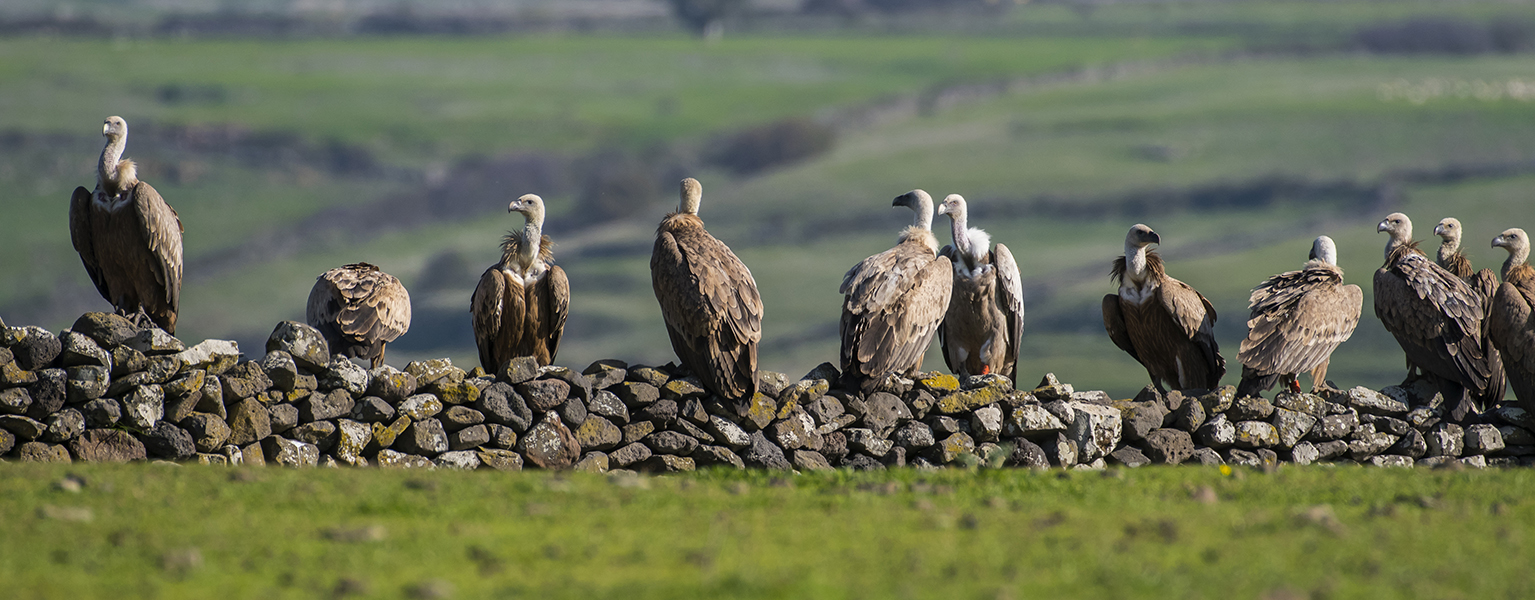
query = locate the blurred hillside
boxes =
[5,0,1535,398]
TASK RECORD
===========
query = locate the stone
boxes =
[68,429,144,462]
[623,421,655,444]
[1197,413,1236,448]
[59,330,113,369]
[477,448,524,471]
[660,377,708,402]
[862,392,912,438]
[17,442,71,463]
[434,450,482,470]
[70,312,138,348]
[1033,373,1074,401]
[1139,428,1194,464]
[121,384,165,430]
[1460,455,1488,468]
[841,453,883,470]
[915,373,960,394]
[518,412,581,469]
[1271,408,1318,448]
[1344,386,1408,417]
[971,405,1003,442]
[365,365,417,403]
[1425,422,1464,457]
[141,422,196,459]
[1065,401,1122,461]
[740,392,777,431]
[265,322,329,371]
[403,359,465,389]
[1187,447,1224,465]
[41,408,85,443]
[182,413,232,452]
[1405,407,1441,430]
[696,416,747,451]
[195,376,225,419]
[501,356,540,385]
[350,396,395,423]
[844,427,892,457]
[792,449,833,471]
[320,357,371,397]
[1007,403,1066,438]
[639,398,679,425]
[645,430,700,456]
[375,449,433,469]
[1227,396,1275,421]
[486,423,517,449]
[476,382,532,431]
[1117,400,1169,441]
[369,416,411,451]
[1314,440,1350,460]
[1007,438,1050,468]
[329,419,371,464]
[938,383,1013,414]
[583,360,628,389]
[672,414,712,443]
[804,395,846,426]
[109,345,149,379]
[1362,414,1410,436]
[396,418,450,457]
[126,327,183,355]
[1464,424,1505,455]
[1494,406,1535,431]
[6,326,61,370]
[1108,446,1151,467]
[290,420,339,452]
[1275,392,1326,418]
[0,414,44,440]
[267,403,299,434]
[440,405,486,431]
[892,420,936,450]
[678,397,709,425]
[931,415,965,435]
[427,379,480,407]
[398,394,443,421]
[693,445,745,469]
[637,454,696,473]
[802,362,841,384]
[447,424,489,451]
[609,442,652,468]
[1290,441,1321,465]
[1387,428,1427,459]
[83,398,121,428]
[65,365,110,404]
[771,409,822,451]
[1044,432,1079,467]
[24,369,65,418]
[573,451,610,472]
[0,361,37,388]
[932,432,976,463]
[574,415,622,451]
[161,370,206,423]
[106,372,156,398]
[294,389,350,422]
[1307,412,1358,442]
[263,436,319,467]
[173,339,242,375]
[226,398,272,446]
[1370,455,1414,468]
[751,370,789,399]
[1198,386,1236,414]
[882,446,908,467]
[1348,430,1397,461]
[557,396,588,428]
[743,430,791,469]
[516,379,570,411]
[1223,448,1261,466]
[1071,390,1112,405]
[1499,425,1535,447]
[0,387,29,415]
[587,390,629,425]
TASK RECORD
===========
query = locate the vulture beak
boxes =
[507,200,519,213]
[1433,224,1445,236]
[936,203,950,216]
[1377,220,1390,233]
[891,193,910,208]
[1494,235,1506,249]
[1148,231,1161,245]
[102,122,110,136]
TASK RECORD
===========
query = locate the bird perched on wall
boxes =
[307,263,412,369]
[471,194,570,372]
[934,194,1024,383]
[1433,216,1506,404]
[68,116,183,333]
[840,189,954,391]
[1102,224,1224,393]
[1374,213,1502,421]
[1236,236,1362,397]
[651,178,763,402]
[1488,228,1535,411]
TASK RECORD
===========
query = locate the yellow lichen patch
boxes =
[916,373,960,394]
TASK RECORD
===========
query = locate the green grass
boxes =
[2,462,1533,599]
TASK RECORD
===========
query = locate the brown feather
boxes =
[1238,260,1363,394]
[472,229,568,371]
[1490,265,1535,411]
[70,181,183,333]
[651,212,763,400]
[1103,249,1224,391]
[307,262,412,368]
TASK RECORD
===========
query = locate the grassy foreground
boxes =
[1,463,1532,599]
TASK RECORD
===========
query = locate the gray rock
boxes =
[636,454,696,473]
[1227,396,1275,421]
[374,449,433,469]
[672,417,713,443]
[1225,448,1263,466]
[25,369,65,419]
[173,339,241,375]
[226,398,272,446]
[141,422,196,459]
[396,418,450,457]
[645,430,700,456]
[161,371,205,423]
[677,396,708,424]
[440,405,486,431]
[516,379,570,411]
[1108,446,1151,467]
[622,421,655,445]
[486,423,517,449]
[1065,401,1122,461]
[1233,421,1279,449]
[448,424,490,451]
[792,449,833,471]
[0,414,44,440]
[195,376,225,419]
[1187,447,1224,465]
[350,396,395,423]
[365,365,417,403]
[1290,441,1321,465]
[1464,424,1505,455]
[518,412,581,469]
[660,376,708,402]
[262,436,319,467]
[770,409,822,450]
[68,429,146,462]
[1274,392,1326,418]
[929,415,963,435]
[65,365,110,404]
[1043,432,1078,467]
[693,445,745,469]
[434,450,482,470]
[266,322,330,371]
[1032,373,1073,401]
[475,382,532,432]
[971,405,1003,442]
[297,389,353,422]
[219,362,270,401]
[639,399,678,425]
[1198,386,1236,414]
[126,327,184,355]
[0,387,29,415]
[820,430,848,463]
[1370,455,1414,468]
[71,312,139,348]
[82,398,120,428]
[1387,428,1427,459]
[1494,406,1535,431]
[614,382,661,410]
[582,359,627,389]
[1307,412,1359,442]
[121,384,165,430]
[501,356,540,385]
[1196,413,1236,448]
[805,395,846,426]
[333,419,372,465]
[182,413,233,453]
[609,442,653,468]
[319,356,371,397]
[1362,414,1410,436]
[1406,406,1442,430]
[743,430,791,469]
[587,390,629,425]
[1006,403,1066,438]
[861,392,911,438]
[289,420,339,452]
[477,448,524,471]
[892,420,936,450]
[5,326,61,370]
[1139,428,1194,464]
[398,394,443,421]
[1345,386,1408,417]
[107,345,143,377]
[1348,430,1397,461]
[573,415,622,451]
[1314,440,1350,460]
[844,427,892,457]
[557,396,587,428]
[1497,425,1535,447]
[17,441,72,463]
[705,415,751,450]
[1171,395,1206,432]
[1460,455,1488,468]
[1271,407,1318,448]
[59,330,113,369]
[267,403,299,434]
[41,408,84,443]
[1007,438,1050,468]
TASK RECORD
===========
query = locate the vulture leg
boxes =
[1284,374,1301,394]
[1309,359,1333,394]
[1445,381,1474,423]
[372,343,387,369]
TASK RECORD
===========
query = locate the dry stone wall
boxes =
[2,312,1532,471]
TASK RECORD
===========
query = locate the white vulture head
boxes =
[679,177,703,216]
[1309,235,1339,266]
[892,189,935,231]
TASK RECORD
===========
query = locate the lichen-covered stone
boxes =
[41,408,85,443]
[434,450,481,470]
[396,418,449,457]
[1275,392,1326,418]
[1344,386,1408,417]
[1139,428,1194,464]
[141,422,196,459]
[743,430,791,469]
[915,373,960,394]
[517,379,571,411]
[475,382,532,432]
[290,420,340,452]
[1227,396,1276,421]
[1188,447,1224,465]
[369,416,410,451]
[1370,455,1414,468]
[518,412,580,469]
[365,365,417,403]
[162,370,206,422]
[645,430,700,456]
[0,414,45,440]
[375,449,433,469]
[174,339,241,375]
[501,356,540,385]
[1032,373,1074,401]
[59,330,113,370]
[770,409,822,451]
[226,398,272,447]
[609,442,652,468]
[740,392,777,431]
[587,390,629,425]
[1065,401,1122,461]
[582,360,627,389]
[938,384,1012,415]
[1006,403,1066,438]
[0,387,29,415]
[1172,394,1206,432]
[1044,432,1079,466]
[1197,413,1236,449]
[1494,406,1535,431]
[693,445,745,469]
[845,427,892,457]
[778,378,831,410]
[71,312,138,348]
[439,405,486,431]
[25,369,65,420]
[1497,425,1535,447]
[892,420,936,450]
[351,396,395,423]
[932,432,976,464]
[660,377,708,402]
[622,420,655,444]
[970,404,1003,442]
[127,327,184,355]
[1116,400,1168,441]
[574,415,622,451]
[477,448,524,471]
[448,424,489,451]
[637,454,696,473]
[398,394,443,421]
[83,398,120,428]
[1108,446,1151,468]
[640,399,678,425]
[1198,386,1237,414]
[405,358,462,387]
[1271,407,1318,449]
[121,384,164,430]
[862,392,912,437]
[1306,412,1358,442]
[320,356,371,397]
[1348,429,1397,461]
[65,365,109,404]
[1464,424,1505,455]
[17,442,71,463]
[182,412,232,452]
[1387,428,1427,459]
[486,423,517,449]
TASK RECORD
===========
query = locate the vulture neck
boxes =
[1124,242,1152,284]
[1504,245,1530,281]
[909,195,934,233]
[1384,229,1412,262]
[947,205,987,272]
[512,211,544,272]
[1437,236,1460,265]
[98,133,136,195]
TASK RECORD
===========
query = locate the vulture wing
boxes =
[1160,275,1225,384]
[542,265,571,363]
[1373,252,1492,395]
[1239,264,1362,377]
[841,242,952,381]
[470,266,509,372]
[68,186,110,302]
[992,243,1026,382]
[130,181,183,316]
[1490,276,1535,408]
[651,224,763,400]
[934,244,959,374]
[1101,294,1139,363]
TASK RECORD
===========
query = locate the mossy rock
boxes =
[936,385,1011,415]
[915,373,960,394]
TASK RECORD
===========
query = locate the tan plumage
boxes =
[841,190,954,390]
[471,194,570,372]
[1374,213,1502,421]
[1435,217,1507,409]
[1102,224,1224,393]
[1489,228,1535,412]
[1237,236,1362,396]
[307,263,411,369]
[934,194,1024,383]
[69,116,183,333]
[651,178,763,400]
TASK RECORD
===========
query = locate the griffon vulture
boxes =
[1102,224,1224,393]
[1236,236,1362,396]
[471,194,570,372]
[69,116,183,333]
[840,190,954,390]
[651,178,763,401]
[307,263,412,369]
[934,194,1024,382]
[1374,213,1502,421]
[1488,228,1535,411]
[1434,216,1506,404]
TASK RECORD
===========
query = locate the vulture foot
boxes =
[980,365,991,376]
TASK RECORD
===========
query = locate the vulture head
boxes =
[1434,217,1462,242]
[893,189,935,231]
[103,116,128,140]
[1378,212,1414,259]
[679,177,703,215]
[1308,235,1339,266]
[937,194,991,267]
[1493,228,1529,275]
[1124,224,1160,250]
[508,193,546,227]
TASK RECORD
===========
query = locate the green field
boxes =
[2,462,1532,599]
